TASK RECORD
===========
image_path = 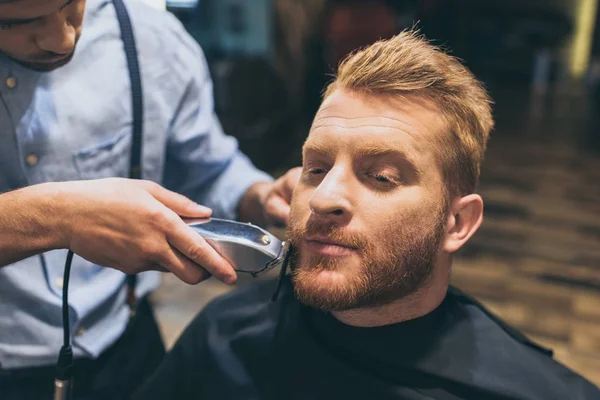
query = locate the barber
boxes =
[0,0,299,398]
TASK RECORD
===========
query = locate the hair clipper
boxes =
[185,218,290,276]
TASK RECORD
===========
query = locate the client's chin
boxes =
[293,267,350,292]
[291,255,368,312]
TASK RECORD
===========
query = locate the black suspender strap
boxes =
[112,0,144,315]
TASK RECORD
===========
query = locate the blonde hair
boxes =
[324,30,494,197]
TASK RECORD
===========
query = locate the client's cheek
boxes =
[288,194,304,222]
[287,202,310,244]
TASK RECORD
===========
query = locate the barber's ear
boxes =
[442,194,483,253]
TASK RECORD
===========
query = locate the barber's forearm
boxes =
[237,182,271,227]
[0,183,70,267]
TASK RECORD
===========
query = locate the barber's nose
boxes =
[308,168,352,223]
[36,13,76,55]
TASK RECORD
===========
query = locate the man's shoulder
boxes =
[446,286,600,399]
[126,2,191,42]
[86,0,185,37]
[86,0,205,69]
[447,286,555,357]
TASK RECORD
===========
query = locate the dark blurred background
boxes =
[149,0,600,386]
[164,0,600,171]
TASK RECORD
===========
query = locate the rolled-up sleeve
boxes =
[162,22,273,220]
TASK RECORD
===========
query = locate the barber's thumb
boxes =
[148,184,212,218]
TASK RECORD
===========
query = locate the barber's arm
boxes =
[0,179,237,285]
[0,183,68,266]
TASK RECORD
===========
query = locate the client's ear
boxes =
[442,194,483,253]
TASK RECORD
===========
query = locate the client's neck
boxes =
[332,262,450,328]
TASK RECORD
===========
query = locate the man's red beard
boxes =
[286,204,448,312]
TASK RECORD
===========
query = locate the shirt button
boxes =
[25,153,39,166]
[55,277,64,289]
[76,326,86,336]
[5,76,17,89]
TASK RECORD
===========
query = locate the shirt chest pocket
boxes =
[73,130,133,180]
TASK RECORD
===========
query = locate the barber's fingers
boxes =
[265,195,290,226]
[141,180,212,218]
[281,167,302,198]
[157,246,211,284]
[166,219,237,284]
[143,249,211,284]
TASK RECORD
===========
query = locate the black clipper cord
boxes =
[272,244,293,302]
[54,250,75,400]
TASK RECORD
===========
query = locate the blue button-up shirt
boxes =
[0,0,272,368]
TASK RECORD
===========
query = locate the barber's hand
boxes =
[262,167,302,227]
[58,178,236,285]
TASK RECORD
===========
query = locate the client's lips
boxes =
[305,235,358,257]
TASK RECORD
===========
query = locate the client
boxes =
[135,31,600,400]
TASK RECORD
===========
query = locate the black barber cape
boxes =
[135,277,600,400]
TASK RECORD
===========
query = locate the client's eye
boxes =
[366,172,401,188]
[0,24,13,30]
[373,174,391,183]
[301,166,328,184]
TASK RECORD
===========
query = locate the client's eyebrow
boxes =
[356,146,422,177]
[303,142,422,176]
[304,141,413,160]
[356,145,412,160]
[302,141,336,158]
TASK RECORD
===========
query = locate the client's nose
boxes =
[308,168,352,224]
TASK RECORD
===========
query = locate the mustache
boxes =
[287,218,369,250]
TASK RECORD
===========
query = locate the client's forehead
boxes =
[307,89,443,157]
